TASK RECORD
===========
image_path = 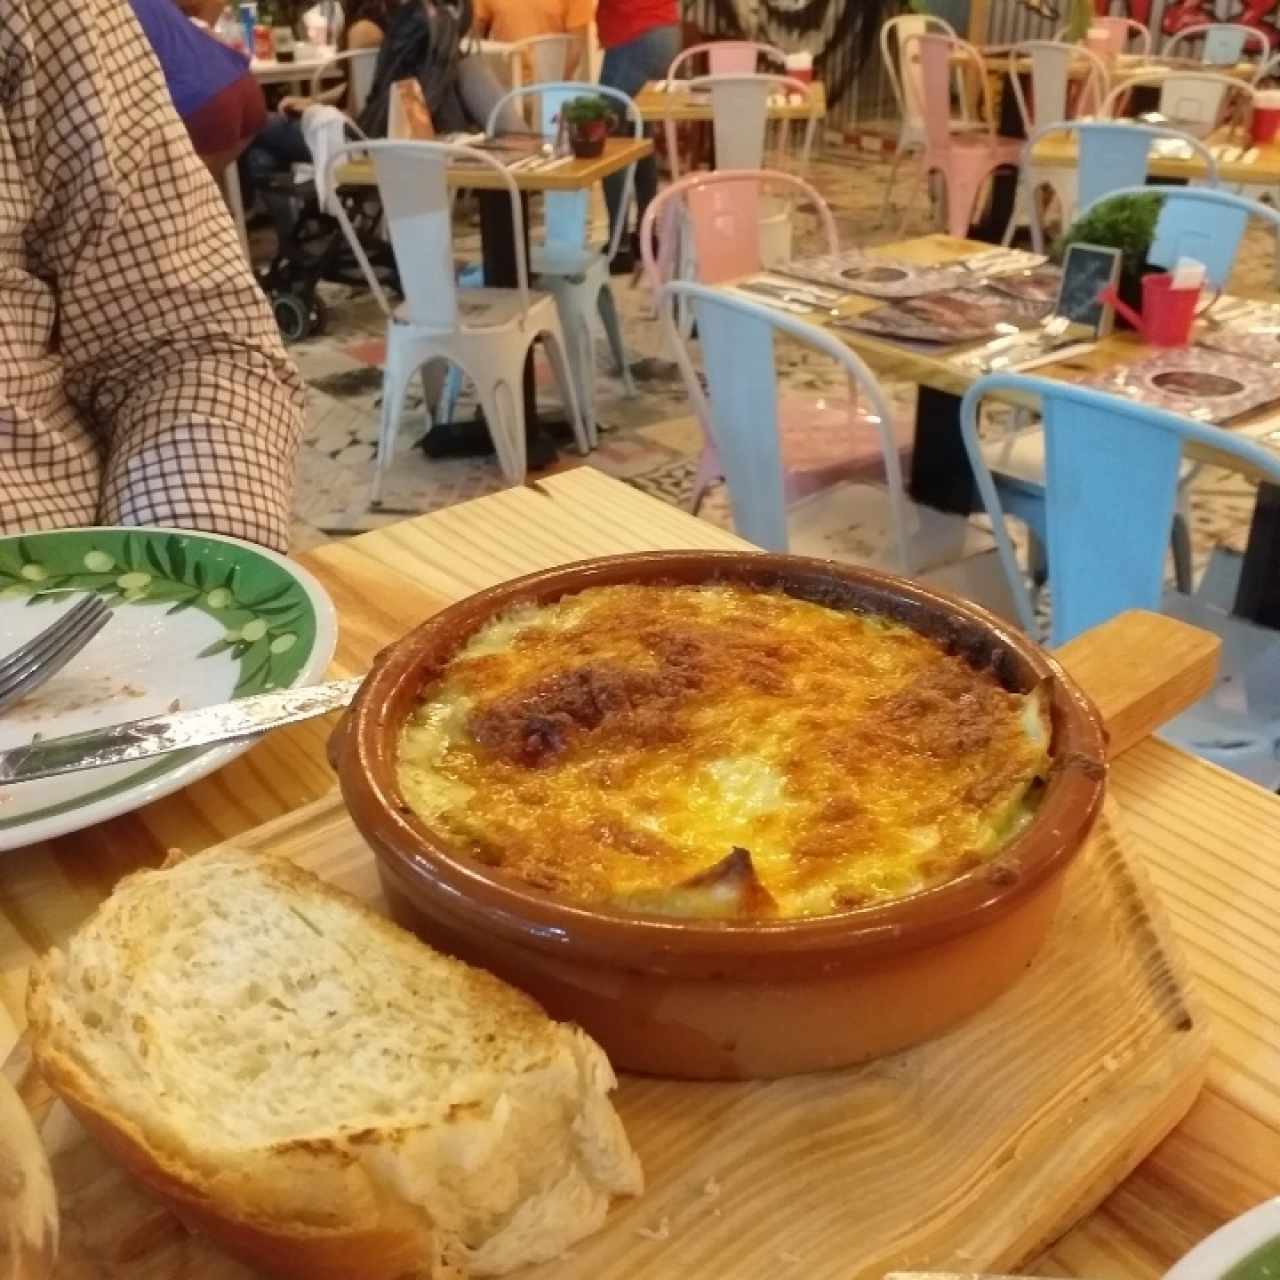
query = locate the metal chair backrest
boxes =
[681,72,816,173]
[486,83,641,261]
[510,33,583,86]
[1007,40,1110,130]
[1101,70,1254,136]
[639,167,839,298]
[905,33,997,157]
[1020,119,1218,245]
[325,140,530,330]
[881,13,959,130]
[1075,183,1280,289]
[1055,15,1152,55]
[659,279,909,563]
[959,373,1280,644]
[1164,22,1269,65]
[667,39,788,79]
[308,47,379,115]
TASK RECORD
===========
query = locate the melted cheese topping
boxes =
[397,584,1050,919]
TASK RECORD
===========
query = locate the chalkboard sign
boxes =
[1055,242,1122,337]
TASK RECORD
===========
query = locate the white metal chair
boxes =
[324,141,587,501]
[657,280,1010,611]
[664,72,817,180]
[1101,70,1255,137]
[508,32,584,96]
[1163,22,1269,66]
[1056,15,1152,55]
[879,13,984,224]
[445,84,640,444]
[308,47,379,115]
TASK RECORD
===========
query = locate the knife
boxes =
[0,677,363,784]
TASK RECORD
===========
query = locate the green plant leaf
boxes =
[222,563,239,590]
[165,592,202,615]
[16,538,34,562]
[146,540,170,578]
[236,653,273,694]
[193,561,207,590]
[197,637,236,659]
[167,534,187,584]
[243,581,298,610]
[252,601,304,619]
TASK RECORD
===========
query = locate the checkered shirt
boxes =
[0,0,304,552]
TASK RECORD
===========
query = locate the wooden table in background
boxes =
[332,135,653,193]
[1030,122,1280,186]
[0,467,1277,1277]
[633,79,827,124]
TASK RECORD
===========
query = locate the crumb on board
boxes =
[167,698,182,713]
[30,732,42,746]
[634,1217,671,1243]
[701,1175,722,1201]
[1101,1053,1120,1072]
[122,683,146,698]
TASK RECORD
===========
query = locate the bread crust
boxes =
[25,851,641,1280]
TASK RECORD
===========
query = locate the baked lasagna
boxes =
[397,583,1050,919]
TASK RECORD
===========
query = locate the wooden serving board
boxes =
[8,795,1209,1280]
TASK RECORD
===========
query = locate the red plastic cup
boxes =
[1141,273,1199,347]
[785,53,814,83]
[1252,102,1280,144]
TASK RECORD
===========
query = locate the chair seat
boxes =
[784,480,1020,620]
[394,287,555,332]
[777,393,913,502]
[531,242,606,279]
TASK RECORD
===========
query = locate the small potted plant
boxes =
[561,95,615,159]
[1056,191,1164,327]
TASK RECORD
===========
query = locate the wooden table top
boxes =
[332,135,652,192]
[1,466,1278,1277]
[981,49,1258,86]
[1027,122,1280,184]
[634,78,826,122]
[782,231,1280,479]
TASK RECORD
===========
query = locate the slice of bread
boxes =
[27,848,642,1279]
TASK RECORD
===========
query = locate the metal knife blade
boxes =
[0,677,363,784]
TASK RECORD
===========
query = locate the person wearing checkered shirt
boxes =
[0,0,305,553]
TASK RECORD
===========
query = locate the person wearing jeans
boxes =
[597,0,680,271]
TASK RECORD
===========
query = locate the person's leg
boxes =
[456,54,523,133]
[239,112,310,208]
[600,25,682,253]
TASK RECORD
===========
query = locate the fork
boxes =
[0,594,112,715]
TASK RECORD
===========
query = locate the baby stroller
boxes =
[256,130,399,344]
[256,0,475,343]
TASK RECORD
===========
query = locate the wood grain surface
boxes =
[634,79,826,122]
[1,469,1277,1279]
[332,136,653,192]
[13,793,1208,1280]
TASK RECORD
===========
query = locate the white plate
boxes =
[1164,1197,1280,1278]
[0,527,336,850]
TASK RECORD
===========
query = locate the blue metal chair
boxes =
[991,184,1280,594]
[1163,21,1270,67]
[1014,121,1219,252]
[658,281,1013,610]
[960,373,1280,786]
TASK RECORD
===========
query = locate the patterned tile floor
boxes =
[284,144,1269,595]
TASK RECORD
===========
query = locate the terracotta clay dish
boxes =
[331,552,1106,1080]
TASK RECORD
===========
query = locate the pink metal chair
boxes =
[639,168,912,516]
[904,33,1022,239]
[1056,15,1153,55]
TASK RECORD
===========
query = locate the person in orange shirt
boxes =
[473,0,593,78]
